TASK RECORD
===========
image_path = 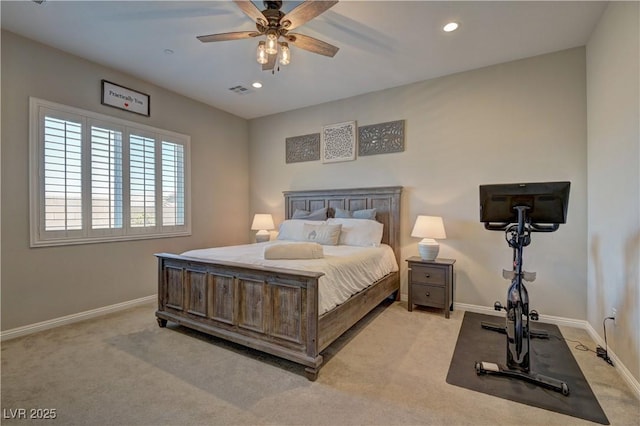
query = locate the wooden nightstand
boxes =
[406,257,456,318]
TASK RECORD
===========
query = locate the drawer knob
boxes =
[425,273,431,278]
[425,292,430,297]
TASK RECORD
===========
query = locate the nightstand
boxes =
[406,257,456,318]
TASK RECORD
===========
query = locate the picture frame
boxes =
[321,121,356,163]
[101,80,150,117]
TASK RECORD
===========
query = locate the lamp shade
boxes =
[251,214,275,231]
[411,216,446,239]
[411,216,446,260]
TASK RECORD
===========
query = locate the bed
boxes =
[155,186,402,380]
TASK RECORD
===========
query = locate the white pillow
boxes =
[302,223,342,245]
[277,219,326,241]
[326,218,384,247]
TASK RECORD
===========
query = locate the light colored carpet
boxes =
[1,301,638,425]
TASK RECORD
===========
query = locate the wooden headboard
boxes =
[283,186,403,265]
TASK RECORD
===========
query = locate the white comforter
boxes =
[181,241,399,315]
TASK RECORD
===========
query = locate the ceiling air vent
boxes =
[228,85,254,95]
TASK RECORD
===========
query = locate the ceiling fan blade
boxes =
[287,33,339,57]
[233,0,267,26]
[280,1,338,31]
[197,31,260,43]
[262,53,277,71]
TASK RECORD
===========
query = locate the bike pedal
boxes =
[494,301,504,311]
[529,310,539,321]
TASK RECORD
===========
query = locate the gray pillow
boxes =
[334,208,377,220]
[292,207,327,221]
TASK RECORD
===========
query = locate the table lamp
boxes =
[251,213,275,243]
[411,215,446,260]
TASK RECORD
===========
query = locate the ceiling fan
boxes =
[197,0,339,71]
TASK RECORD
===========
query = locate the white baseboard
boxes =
[455,302,640,401]
[0,294,157,342]
[584,321,640,400]
[3,295,638,401]
[454,302,587,328]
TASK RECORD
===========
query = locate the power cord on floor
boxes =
[547,317,615,367]
[565,337,594,353]
[548,334,596,354]
[596,317,615,366]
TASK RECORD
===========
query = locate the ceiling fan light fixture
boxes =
[265,31,278,55]
[197,0,339,72]
[256,41,269,64]
[279,42,290,65]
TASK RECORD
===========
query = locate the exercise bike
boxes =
[475,182,571,396]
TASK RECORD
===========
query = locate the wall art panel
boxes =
[358,120,405,156]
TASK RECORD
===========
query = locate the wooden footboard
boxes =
[155,253,399,380]
[155,253,326,377]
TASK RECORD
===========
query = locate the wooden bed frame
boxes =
[155,186,402,380]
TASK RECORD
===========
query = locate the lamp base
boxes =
[255,230,270,243]
[418,239,439,261]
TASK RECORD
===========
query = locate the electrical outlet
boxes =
[611,308,617,324]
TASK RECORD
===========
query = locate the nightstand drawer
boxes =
[410,265,446,285]
[410,283,445,308]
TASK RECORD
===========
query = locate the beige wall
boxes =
[249,48,588,320]
[2,7,637,386]
[587,2,640,381]
[1,31,250,330]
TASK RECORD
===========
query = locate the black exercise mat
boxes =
[446,312,609,424]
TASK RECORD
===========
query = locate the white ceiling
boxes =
[1,1,607,119]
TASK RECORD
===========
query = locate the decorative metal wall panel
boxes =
[285,133,320,163]
[358,120,405,156]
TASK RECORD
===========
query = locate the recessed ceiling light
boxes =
[443,22,459,32]
[252,82,263,89]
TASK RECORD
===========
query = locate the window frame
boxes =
[29,97,191,247]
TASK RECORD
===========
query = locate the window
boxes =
[30,98,190,246]
[161,141,185,227]
[90,123,123,232]
[129,133,156,229]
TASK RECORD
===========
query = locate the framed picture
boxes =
[321,121,356,163]
[101,80,150,117]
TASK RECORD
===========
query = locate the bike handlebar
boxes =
[484,222,510,231]
[529,223,559,232]
[484,222,559,232]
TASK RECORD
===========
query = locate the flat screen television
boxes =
[479,181,570,224]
